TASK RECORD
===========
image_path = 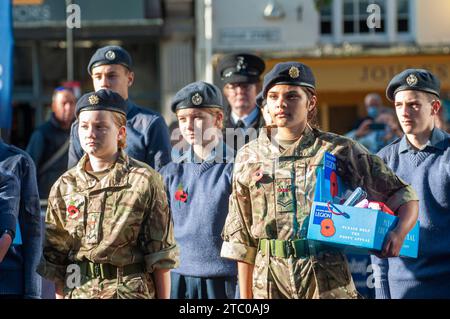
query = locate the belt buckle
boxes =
[285,241,295,257]
[94,263,101,278]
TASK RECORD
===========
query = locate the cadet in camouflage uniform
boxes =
[220,62,419,299]
[37,89,178,299]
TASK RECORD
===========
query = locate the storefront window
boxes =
[320,2,333,35]
[319,0,413,43]
[343,0,386,34]
[397,0,409,33]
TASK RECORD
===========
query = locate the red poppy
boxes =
[67,205,80,219]
[175,190,188,203]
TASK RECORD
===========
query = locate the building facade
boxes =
[210,0,450,134]
[11,0,195,147]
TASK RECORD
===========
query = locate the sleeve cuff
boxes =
[0,213,16,236]
[36,259,66,286]
[370,255,391,299]
[220,241,257,264]
[144,245,179,272]
[385,184,419,212]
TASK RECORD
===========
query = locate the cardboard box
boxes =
[307,201,419,258]
[307,152,419,258]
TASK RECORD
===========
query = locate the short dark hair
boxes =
[52,86,74,101]
[422,91,440,103]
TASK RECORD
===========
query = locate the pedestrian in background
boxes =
[218,53,266,153]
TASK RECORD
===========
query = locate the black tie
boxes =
[236,120,245,129]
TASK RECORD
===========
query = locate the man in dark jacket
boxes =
[218,53,266,153]
[26,86,76,200]
[67,45,171,170]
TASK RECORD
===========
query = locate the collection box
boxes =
[307,152,419,258]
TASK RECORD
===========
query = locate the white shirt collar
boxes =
[231,106,259,128]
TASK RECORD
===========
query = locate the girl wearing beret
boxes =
[38,89,178,299]
[220,62,419,299]
[160,81,238,299]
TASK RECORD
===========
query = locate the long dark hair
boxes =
[302,87,319,128]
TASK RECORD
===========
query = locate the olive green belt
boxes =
[258,239,326,259]
[77,261,145,280]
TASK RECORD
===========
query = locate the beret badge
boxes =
[406,74,418,87]
[191,93,203,106]
[236,56,247,72]
[105,50,116,61]
[88,94,100,105]
[289,66,300,79]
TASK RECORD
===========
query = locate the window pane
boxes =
[373,0,386,12]
[397,19,409,32]
[397,0,409,14]
[344,20,354,33]
[321,21,332,34]
[344,0,354,15]
[320,4,332,17]
[359,19,369,33]
[359,0,370,15]
[375,19,385,32]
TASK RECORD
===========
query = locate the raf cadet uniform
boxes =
[218,53,266,153]
[38,90,178,299]
[220,62,418,299]
[372,69,450,299]
[68,45,172,171]
[160,82,238,299]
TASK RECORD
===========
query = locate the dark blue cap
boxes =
[218,53,265,84]
[260,61,316,99]
[171,81,223,113]
[386,69,440,101]
[87,45,132,75]
[76,89,127,118]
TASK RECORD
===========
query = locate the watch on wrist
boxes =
[1,229,15,240]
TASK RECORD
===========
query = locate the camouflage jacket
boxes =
[221,125,418,264]
[38,150,178,286]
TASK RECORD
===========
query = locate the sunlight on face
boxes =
[266,85,311,130]
[91,64,133,100]
[78,110,122,159]
[223,83,258,117]
[394,90,437,135]
[176,108,221,146]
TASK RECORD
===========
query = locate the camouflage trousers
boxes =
[252,250,359,299]
[64,272,155,299]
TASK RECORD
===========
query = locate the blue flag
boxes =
[0,0,14,129]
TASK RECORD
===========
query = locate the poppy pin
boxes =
[67,203,80,220]
[175,183,188,203]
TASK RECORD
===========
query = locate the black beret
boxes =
[386,69,440,101]
[218,53,265,84]
[261,61,316,99]
[76,89,127,118]
[171,81,223,113]
[87,45,132,75]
